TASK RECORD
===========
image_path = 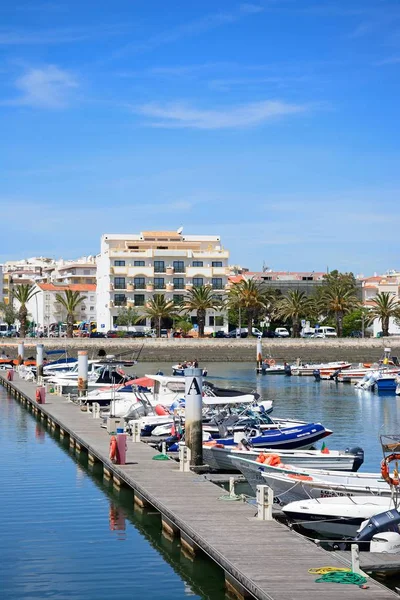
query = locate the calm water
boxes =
[138,361,400,472]
[0,388,226,600]
[2,362,400,599]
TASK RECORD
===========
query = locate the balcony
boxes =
[154,284,166,290]
[211,266,228,276]
[186,266,213,278]
[112,266,127,275]
[128,266,154,277]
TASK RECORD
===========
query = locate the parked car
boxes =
[262,331,275,338]
[213,331,228,338]
[106,330,118,338]
[275,327,290,338]
[160,329,168,338]
[314,326,337,338]
[227,330,248,338]
[90,332,106,338]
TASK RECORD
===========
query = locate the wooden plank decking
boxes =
[1,373,398,600]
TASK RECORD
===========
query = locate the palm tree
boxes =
[55,290,87,338]
[227,279,270,333]
[368,292,400,337]
[12,284,38,338]
[323,284,359,337]
[276,290,310,338]
[142,294,178,337]
[181,285,222,337]
[116,307,139,330]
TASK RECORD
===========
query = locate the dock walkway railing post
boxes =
[130,420,141,442]
[36,343,44,381]
[179,445,191,472]
[78,350,88,397]
[351,543,361,574]
[256,485,273,520]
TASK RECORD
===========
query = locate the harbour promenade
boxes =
[0,337,399,362]
[1,372,397,600]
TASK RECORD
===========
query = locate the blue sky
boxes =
[1,0,399,275]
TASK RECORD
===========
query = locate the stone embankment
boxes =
[0,337,398,363]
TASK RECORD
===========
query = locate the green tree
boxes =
[55,290,87,338]
[12,284,39,338]
[276,290,310,338]
[174,318,193,335]
[368,292,400,337]
[227,279,271,332]
[0,301,19,328]
[142,294,178,337]
[181,285,222,337]
[342,308,369,337]
[323,284,359,337]
[116,307,139,330]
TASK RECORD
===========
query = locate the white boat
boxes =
[48,364,128,394]
[172,364,208,377]
[291,361,351,376]
[282,496,396,538]
[202,444,364,473]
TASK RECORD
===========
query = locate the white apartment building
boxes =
[24,283,97,330]
[41,256,97,286]
[362,273,400,336]
[96,230,230,333]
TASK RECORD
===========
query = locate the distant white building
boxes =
[96,230,230,333]
[361,273,400,336]
[41,256,97,286]
[23,282,97,330]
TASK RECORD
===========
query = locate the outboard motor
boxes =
[370,531,400,553]
[284,364,292,376]
[345,446,364,472]
[355,509,400,549]
[313,369,321,382]
[329,368,341,381]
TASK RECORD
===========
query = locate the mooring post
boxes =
[184,367,203,466]
[130,420,141,442]
[256,336,262,373]
[36,343,44,381]
[351,544,361,574]
[229,476,235,498]
[17,341,25,366]
[256,485,273,520]
[77,350,88,397]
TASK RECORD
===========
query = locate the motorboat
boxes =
[282,496,396,538]
[261,362,292,375]
[202,443,364,473]
[47,364,129,395]
[253,462,389,505]
[291,361,351,376]
[172,364,208,377]
[212,420,332,450]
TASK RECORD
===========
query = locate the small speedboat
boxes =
[283,496,396,538]
[202,444,364,473]
[291,361,351,376]
[172,364,208,377]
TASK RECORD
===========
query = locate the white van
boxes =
[275,327,290,338]
[314,326,337,338]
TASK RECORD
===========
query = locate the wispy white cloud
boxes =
[209,75,308,91]
[0,23,132,45]
[133,100,309,129]
[240,3,265,14]
[113,7,264,57]
[374,56,400,66]
[7,66,78,109]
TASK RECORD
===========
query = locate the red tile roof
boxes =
[37,283,96,292]
[228,275,245,283]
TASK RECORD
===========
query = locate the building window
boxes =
[90,306,94,311]
[114,277,126,289]
[134,260,145,267]
[114,260,125,267]
[154,261,165,273]
[173,260,185,273]
[134,294,145,306]
[173,294,184,304]
[83,269,90,275]
[212,261,223,267]
[209,315,214,326]
[89,295,94,301]
[212,278,223,290]
[173,277,184,290]
[134,277,145,289]
[85,278,92,283]
[193,277,203,287]
[192,261,203,267]
[215,316,224,326]
[154,277,165,289]
[135,317,147,326]
[302,276,313,281]
[114,294,126,306]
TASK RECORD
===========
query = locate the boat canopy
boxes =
[129,377,155,388]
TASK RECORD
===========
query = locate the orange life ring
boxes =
[109,436,118,463]
[381,454,400,486]
[35,388,41,402]
[268,359,276,366]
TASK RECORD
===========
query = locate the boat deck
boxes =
[1,372,397,600]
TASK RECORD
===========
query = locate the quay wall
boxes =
[0,337,398,363]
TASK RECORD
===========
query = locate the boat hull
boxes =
[214,423,331,450]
